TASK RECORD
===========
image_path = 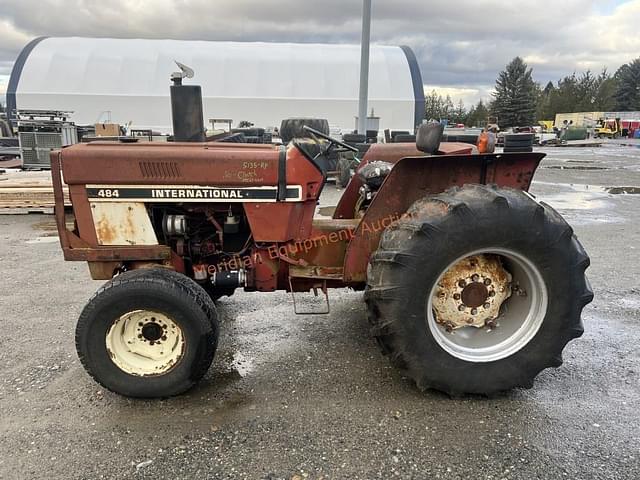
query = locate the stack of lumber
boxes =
[0,170,70,213]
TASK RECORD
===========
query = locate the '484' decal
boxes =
[96,189,120,198]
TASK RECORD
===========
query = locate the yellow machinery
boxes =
[595,118,621,138]
[538,120,554,132]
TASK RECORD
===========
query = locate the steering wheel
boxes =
[302,125,359,153]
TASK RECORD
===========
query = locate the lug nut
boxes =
[458,305,465,312]
[489,291,496,297]
[458,280,466,288]
[471,274,480,282]
[484,278,492,286]
[453,293,461,300]
[471,308,478,315]
[483,303,491,309]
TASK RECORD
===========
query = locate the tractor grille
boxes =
[139,161,182,179]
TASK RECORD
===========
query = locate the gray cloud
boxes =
[0,0,638,104]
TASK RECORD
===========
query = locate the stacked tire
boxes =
[342,133,367,145]
[394,134,417,143]
[280,118,330,143]
[230,127,271,144]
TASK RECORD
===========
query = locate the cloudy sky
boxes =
[0,0,638,106]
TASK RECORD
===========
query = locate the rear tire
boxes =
[336,156,353,188]
[76,269,218,398]
[365,184,593,395]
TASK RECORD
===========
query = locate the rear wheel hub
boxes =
[461,282,489,308]
[433,254,512,330]
[428,249,548,363]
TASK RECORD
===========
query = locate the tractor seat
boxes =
[357,161,394,189]
[416,122,445,154]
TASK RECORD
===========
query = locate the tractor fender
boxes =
[342,152,545,283]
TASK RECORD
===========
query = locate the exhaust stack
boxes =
[170,61,205,142]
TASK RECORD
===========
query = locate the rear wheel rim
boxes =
[105,310,185,376]
[427,248,548,363]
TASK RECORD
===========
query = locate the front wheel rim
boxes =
[427,248,548,363]
[105,310,185,376]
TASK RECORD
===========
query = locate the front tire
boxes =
[76,269,218,398]
[365,184,593,395]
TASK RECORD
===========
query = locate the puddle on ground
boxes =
[539,191,609,210]
[532,181,635,224]
[605,186,640,195]
[535,181,640,197]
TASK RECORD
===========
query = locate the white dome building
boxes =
[7,37,424,133]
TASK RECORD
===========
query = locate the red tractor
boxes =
[52,89,592,398]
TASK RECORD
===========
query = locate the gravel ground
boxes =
[0,144,639,479]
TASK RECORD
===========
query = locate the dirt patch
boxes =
[32,219,58,232]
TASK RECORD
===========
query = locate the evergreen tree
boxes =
[614,58,640,111]
[466,100,489,127]
[424,90,444,121]
[593,71,617,111]
[492,57,537,128]
[535,69,616,120]
[451,99,467,124]
[536,81,556,120]
[442,95,455,120]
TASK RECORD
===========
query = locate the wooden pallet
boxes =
[0,170,70,213]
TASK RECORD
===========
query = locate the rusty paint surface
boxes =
[62,142,282,186]
[91,202,158,246]
[432,254,512,330]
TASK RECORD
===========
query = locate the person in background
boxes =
[477,123,498,153]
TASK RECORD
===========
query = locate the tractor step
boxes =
[288,276,330,315]
[288,265,344,280]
